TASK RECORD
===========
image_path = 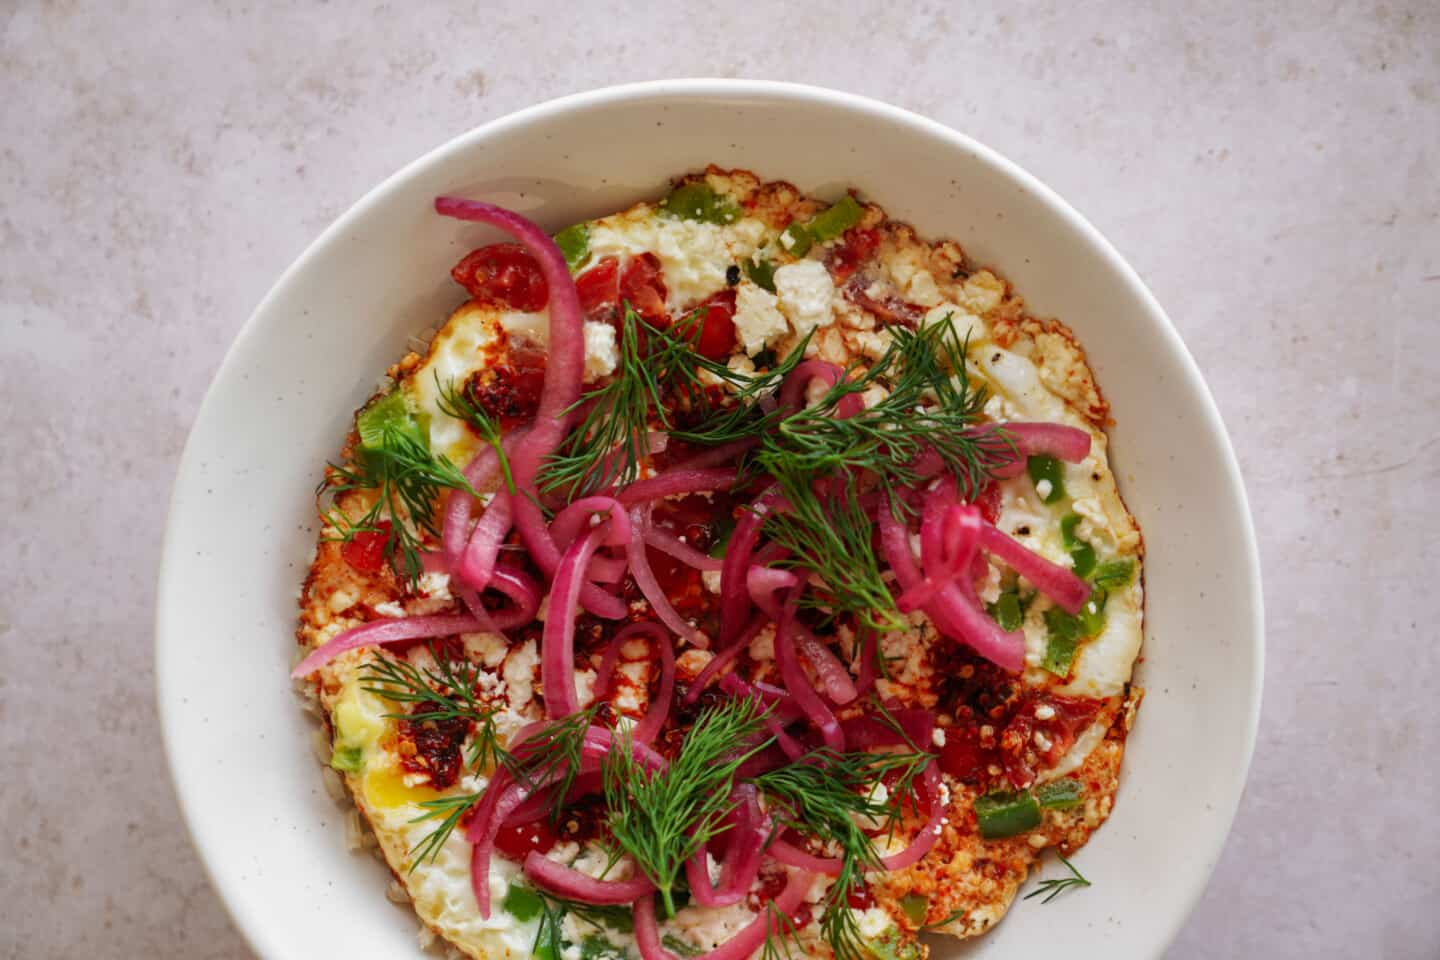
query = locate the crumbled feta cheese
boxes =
[773,260,836,339]
[855,906,894,938]
[1033,730,1053,751]
[1035,704,1057,720]
[1035,478,1054,500]
[733,282,787,356]
[417,571,452,600]
[701,569,723,594]
[502,639,539,708]
[582,320,618,381]
[932,727,947,747]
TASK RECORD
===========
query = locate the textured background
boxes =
[2,1,1436,957]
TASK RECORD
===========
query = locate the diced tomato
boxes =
[828,226,881,282]
[576,256,621,319]
[846,884,875,910]
[620,252,668,323]
[938,725,985,783]
[451,243,548,311]
[693,289,738,360]
[972,481,1002,525]
[998,694,1105,789]
[493,818,559,860]
[340,521,390,573]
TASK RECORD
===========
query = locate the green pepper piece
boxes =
[501,881,544,921]
[807,194,863,242]
[554,223,590,272]
[867,930,924,960]
[779,222,813,258]
[1042,608,1081,676]
[990,591,1023,632]
[743,256,777,292]
[1035,778,1084,810]
[975,789,1042,839]
[1060,514,1096,578]
[659,183,740,224]
[356,391,425,452]
[328,744,363,773]
[899,892,929,926]
[1027,455,1065,504]
[1091,559,1135,590]
[1077,590,1108,637]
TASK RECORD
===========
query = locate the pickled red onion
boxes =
[523,851,656,904]
[633,868,816,960]
[291,613,487,678]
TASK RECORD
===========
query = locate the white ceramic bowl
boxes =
[157,80,1262,960]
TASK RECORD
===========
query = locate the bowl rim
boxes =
[156,77,1264,960]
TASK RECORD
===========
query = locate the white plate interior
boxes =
[157,80,1262,960]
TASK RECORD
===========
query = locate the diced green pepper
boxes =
[659,183,740,224]
[554,223,590,272]
[501,881,544,921]
[867,931,924,960]
[743,256,777,292]
[1027,455,1065,504]
[990,590,1023,632]
[328,744,363,773]
[1035,778,1084,810]
[356,391,424,452]
[1077,590,1108,637]
[899,893,929,926]
[807,194,863,242]
[1042,608,1081,676]
[975,789,1042,839]
[779,222,812,257]
[1060,514,1096,578]
[1091,559,1135,590]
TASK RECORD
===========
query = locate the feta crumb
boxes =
[1035,478,1053,500]
[1028,833,1048,848]
[733,282,787,356]
[932,727,947,747]
[701,569,723,594]
[582,320,618,381]
[773,260,836,339]
[1033,730,1054,751]
[373,600,406,618]
[1035,704,1057,720]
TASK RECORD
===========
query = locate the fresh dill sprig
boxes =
[762,472,900,632]
[538,307,808,498]
[539,305,687,498]
[1023,852,1091,904]
[529,887,635,959]
[919,907,968,931]
[752,749,933,960]
[760,902,802,960]
[752,322,1014,629]
[434,373,515,493]
[407,792,479,870]
[358,643,505,770]
[320,393,475,588]
[506,704,604,826]
[603,698,769,917]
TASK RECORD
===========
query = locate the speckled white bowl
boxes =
[156,80,1263,960]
